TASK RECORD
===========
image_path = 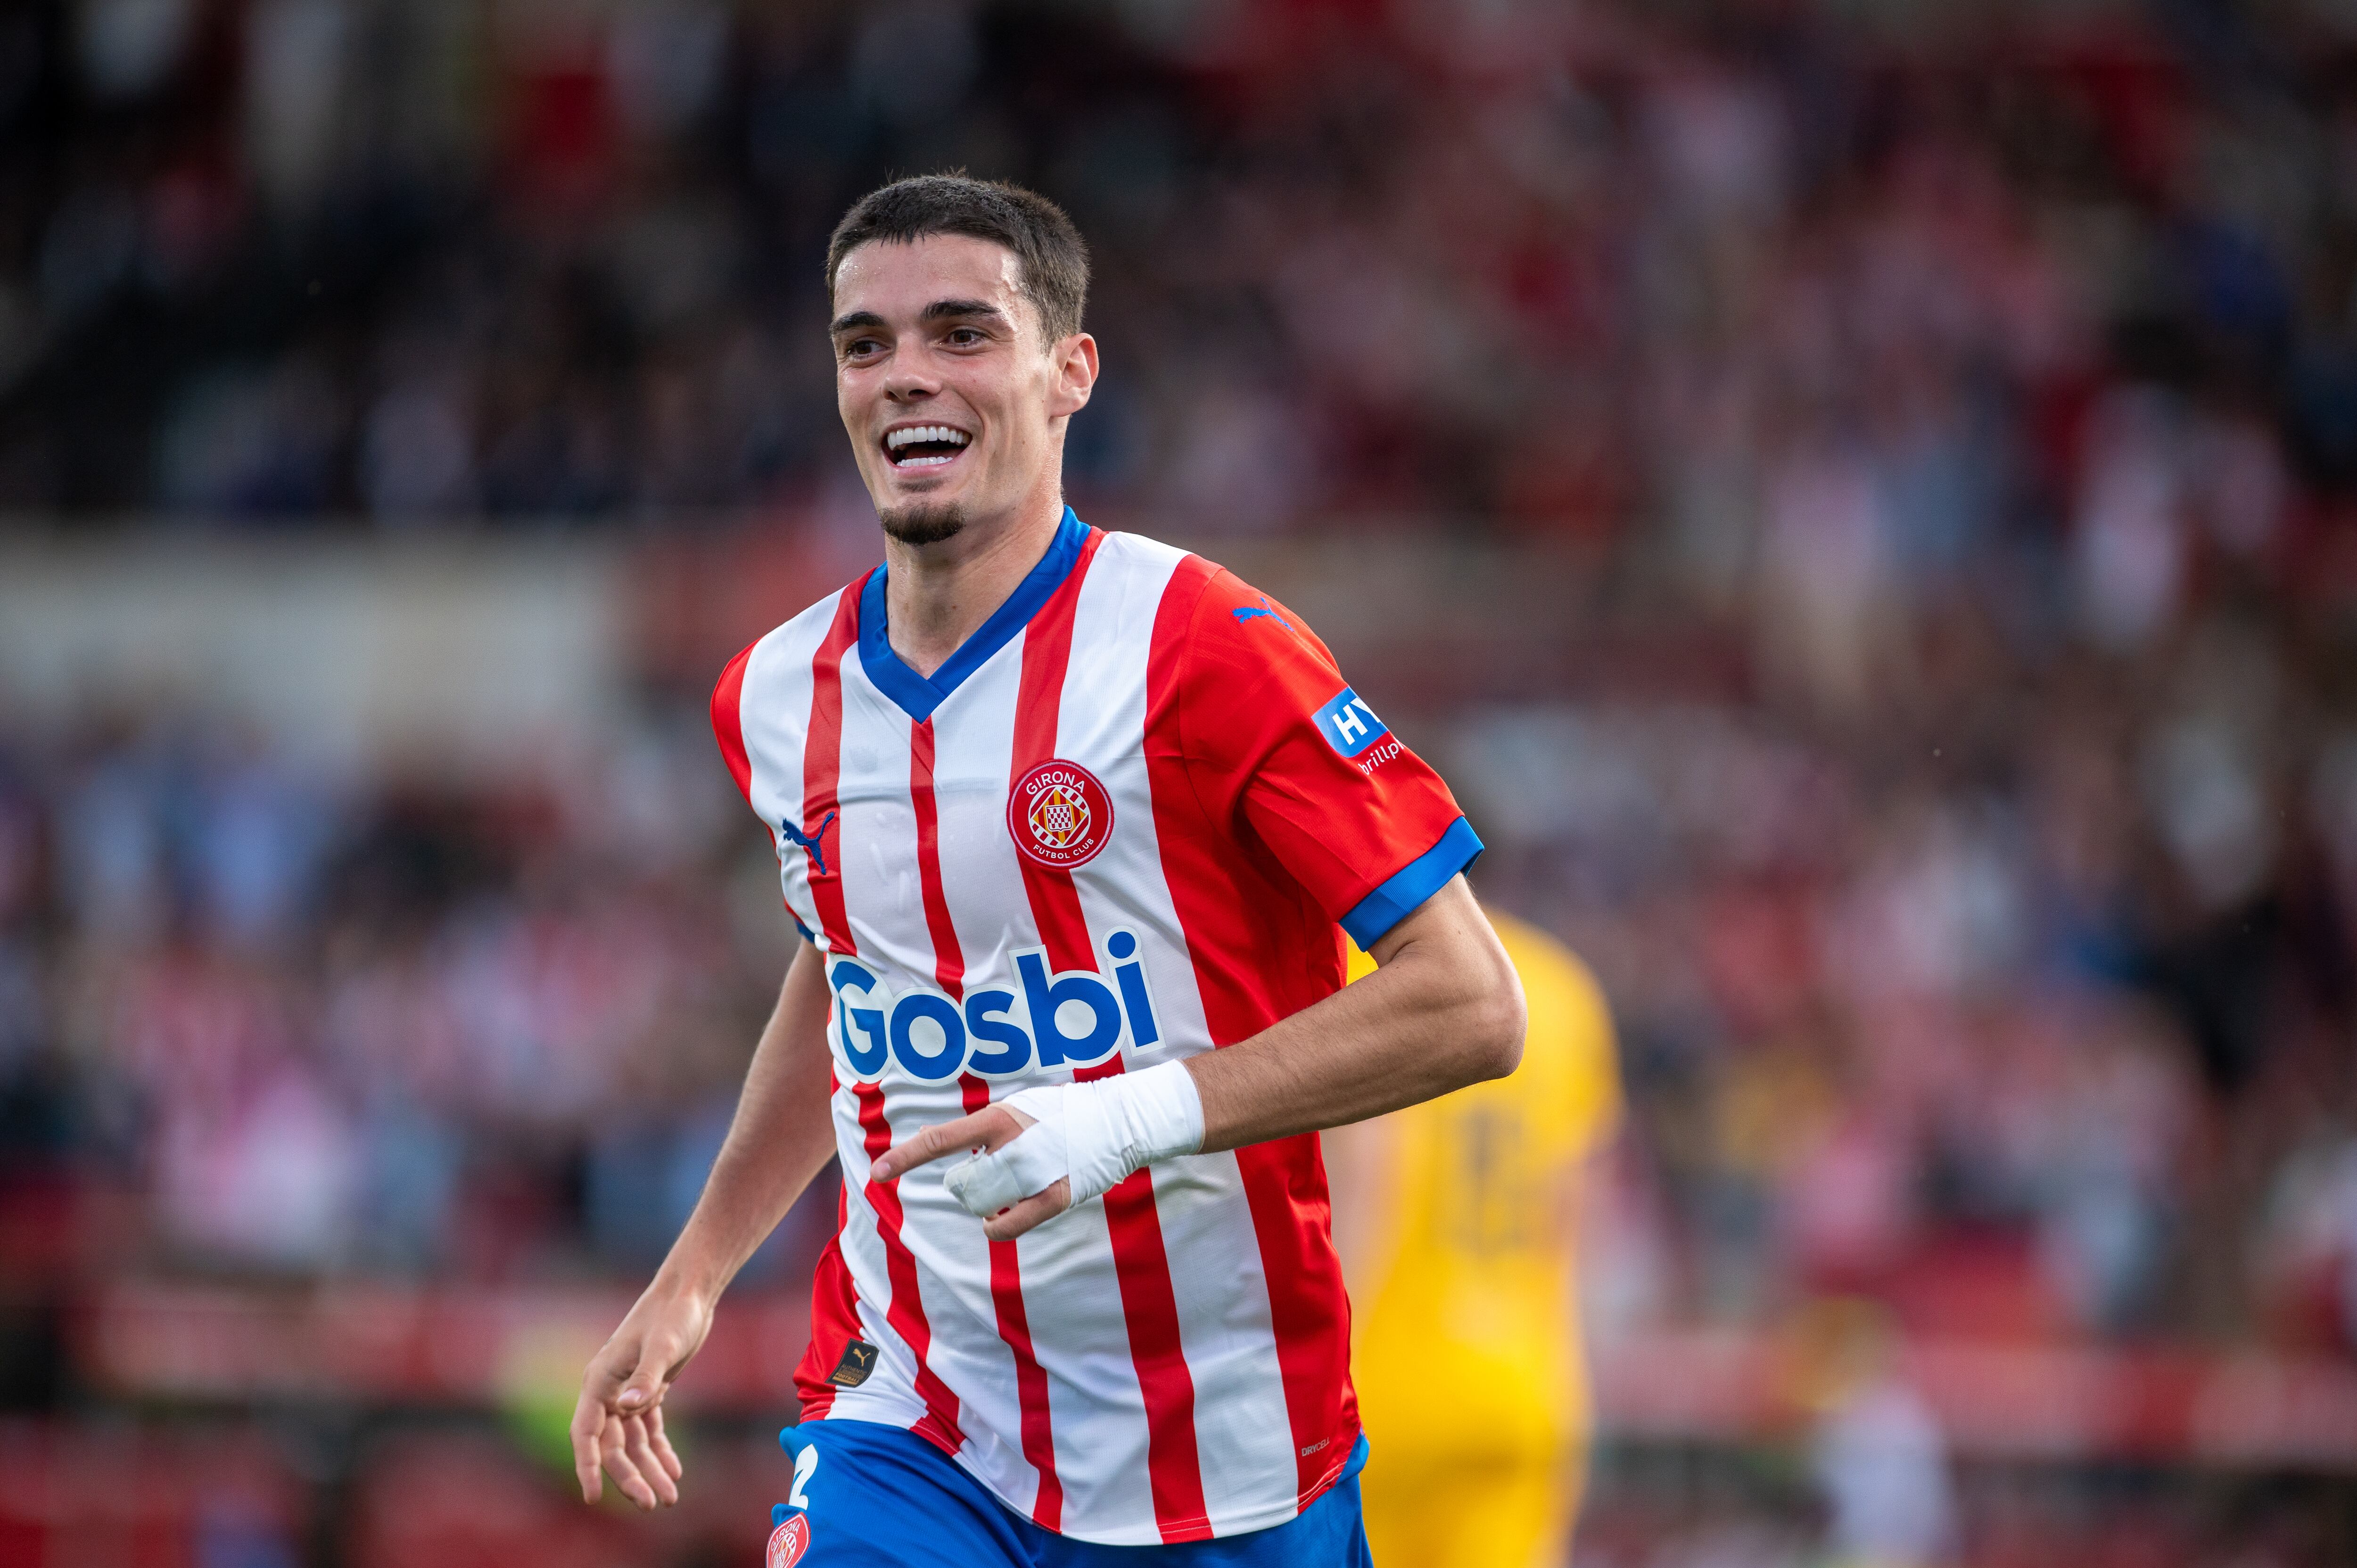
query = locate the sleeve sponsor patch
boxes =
[1313,686,1391,758]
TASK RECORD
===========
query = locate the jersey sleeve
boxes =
[1170,566,1481,947]
[710,638,758,809]
[713,637,814,944]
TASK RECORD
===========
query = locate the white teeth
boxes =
[886,425,972,452]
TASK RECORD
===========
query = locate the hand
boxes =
[569,1285,709,1509]
[869,1103,1073,1240]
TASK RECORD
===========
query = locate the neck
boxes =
[882,491,1067,678]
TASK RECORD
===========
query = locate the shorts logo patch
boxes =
[766,1513,811,1568]
[1009,760,1114,870]
[827,1339,878,1387]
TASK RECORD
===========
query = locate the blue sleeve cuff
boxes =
[1339,816,1483,949]
[793,917,816,944]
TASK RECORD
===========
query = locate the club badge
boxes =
[766,1514,811,1568]
[1009,760,1113,870]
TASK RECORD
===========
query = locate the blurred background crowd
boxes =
[5,0,2357,1564]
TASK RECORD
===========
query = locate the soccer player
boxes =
[568,175,1527,1568]
[1330,918,1620,1568]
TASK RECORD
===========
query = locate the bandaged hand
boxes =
[924,1061,1204,1232]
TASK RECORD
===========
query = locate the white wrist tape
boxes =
[942,1060,1204,1220]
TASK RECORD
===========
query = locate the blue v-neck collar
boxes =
[857,506,1091,723]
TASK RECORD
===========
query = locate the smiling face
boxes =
[831,233,1096,547]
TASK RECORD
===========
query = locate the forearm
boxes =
[650,941,837,1304]
[1187,876,1525,1152]
[874,878,1525,1240]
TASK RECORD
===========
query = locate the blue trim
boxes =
[857,507,1091,722]
[1340,816,1483,948]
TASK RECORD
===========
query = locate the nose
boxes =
[882,357,940,404]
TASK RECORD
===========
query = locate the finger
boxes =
[647,1403,685,1482]
[982,1176,1073,1242]
[872,1109,1002,1181]
[623,1412,679,1507]
[617,1350,668,1414]
[569,1391,606,1503]
[599,1413,659,1511]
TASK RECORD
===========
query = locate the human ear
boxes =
[1049,332,1098,419]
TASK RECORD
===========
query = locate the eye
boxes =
[839,337,883,361]
[945,327,984,347]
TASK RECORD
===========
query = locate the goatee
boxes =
[879,502,968,545]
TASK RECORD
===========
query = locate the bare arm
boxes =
[570,937,837,1510]
[873,876,1525,1237]
[1187,876,1522,1149]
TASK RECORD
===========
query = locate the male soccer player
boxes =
[569,175,1526,1568]
[1331,918,1620,1568]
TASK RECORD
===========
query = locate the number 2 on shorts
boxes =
[788,1442,819,1510]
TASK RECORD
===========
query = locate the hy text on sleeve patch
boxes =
[1313,687,1392,759]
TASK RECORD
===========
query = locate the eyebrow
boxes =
[919,298,1005,325]
[829,299,1011,336]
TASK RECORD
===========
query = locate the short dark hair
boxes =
[825,174,1090,343]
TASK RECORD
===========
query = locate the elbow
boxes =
[1461,960,1526,1084]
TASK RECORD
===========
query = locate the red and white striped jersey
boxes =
[711,510,1481,1545]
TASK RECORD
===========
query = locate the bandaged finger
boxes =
[941,1063,1204,1223]
[944,1118,1070,1216]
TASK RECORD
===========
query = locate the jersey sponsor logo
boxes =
[1008,759,1113,870]
[1232,598,1292,629]
[766,1514,811,1568]
[1314,687,1391,759]
[825,930,1161,1084]
[780,809,838,878]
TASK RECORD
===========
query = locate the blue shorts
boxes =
[767,1419,1374,1568]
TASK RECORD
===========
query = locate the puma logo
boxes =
[827,1339,878,1387]
[782,810,838,878]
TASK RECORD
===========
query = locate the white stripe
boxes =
[1017,1192,1158,1539]
[925,636,1030,990]
[826,1087,930,1434]
[735,591,842,942]
[834,657,929,985]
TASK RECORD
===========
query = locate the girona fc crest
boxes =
[766,1513,811,1568]
[1009,759,1114,870]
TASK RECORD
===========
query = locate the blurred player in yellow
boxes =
[1328,912,1620,1568]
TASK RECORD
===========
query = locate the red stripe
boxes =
[909,719,965,999]
[854,1082,964,1455]
[1008,529,1211,1542]
[1142,553,1360,1510]
[961,1073,1065,1527]
[711,640,758,805]
[795,1179,858,1419]
[803,583,865,955]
